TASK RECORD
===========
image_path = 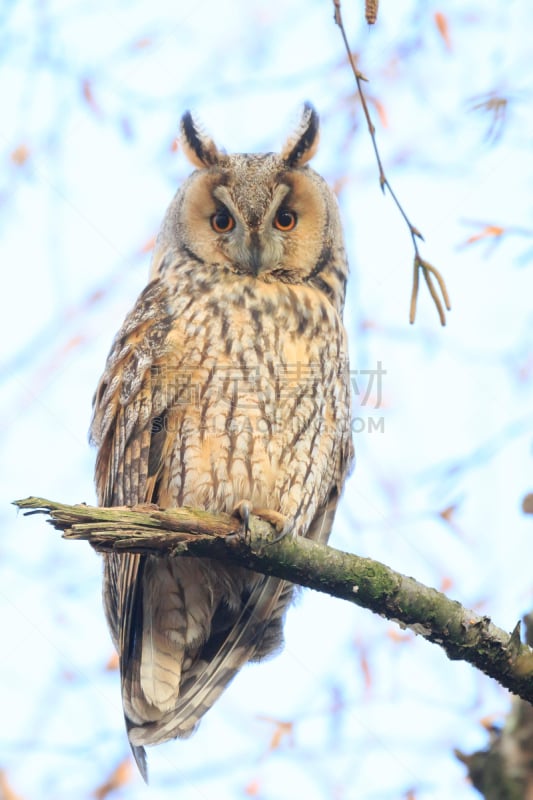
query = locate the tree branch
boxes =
[14,496,533,704]
[456,613,533,799]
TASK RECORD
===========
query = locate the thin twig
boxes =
[333,0,451,325]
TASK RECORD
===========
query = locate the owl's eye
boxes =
[273,209,297,231]
[211,210,235,233]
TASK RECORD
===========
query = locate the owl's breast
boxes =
[158,280,351,531]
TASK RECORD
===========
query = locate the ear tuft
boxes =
[180,111,221,168]
[281,102,320,167]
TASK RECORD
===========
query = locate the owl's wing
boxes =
[306,465,353,545]
[91,280,175,780]
[91,281,175,507]
[305,487,342,545]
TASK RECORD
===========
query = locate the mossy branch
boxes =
[456,614,533,799]
[14,496,533,705]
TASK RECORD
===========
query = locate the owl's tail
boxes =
[126,572,291,750]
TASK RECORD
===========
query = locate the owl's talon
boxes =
[266,520,293,545]
[231,500,252,543]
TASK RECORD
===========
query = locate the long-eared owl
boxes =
[90,103,353,779]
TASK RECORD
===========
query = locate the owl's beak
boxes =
[239,232,275,277]
[248,233,263,276]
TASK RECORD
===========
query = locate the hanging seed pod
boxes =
[365,0,378,25]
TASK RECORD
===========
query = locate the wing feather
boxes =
[91,281,174,780]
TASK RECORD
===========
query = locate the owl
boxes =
[90,103,353,779]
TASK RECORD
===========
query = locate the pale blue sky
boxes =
[1,1,532,798]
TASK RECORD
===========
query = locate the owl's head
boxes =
[152,103,347,311]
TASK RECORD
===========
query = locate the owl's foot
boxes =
[231,501,291,545]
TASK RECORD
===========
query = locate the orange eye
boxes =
[211,210,235,233]
[274,209,297,231]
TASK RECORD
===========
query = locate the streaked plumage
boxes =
[90,103,353,779]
